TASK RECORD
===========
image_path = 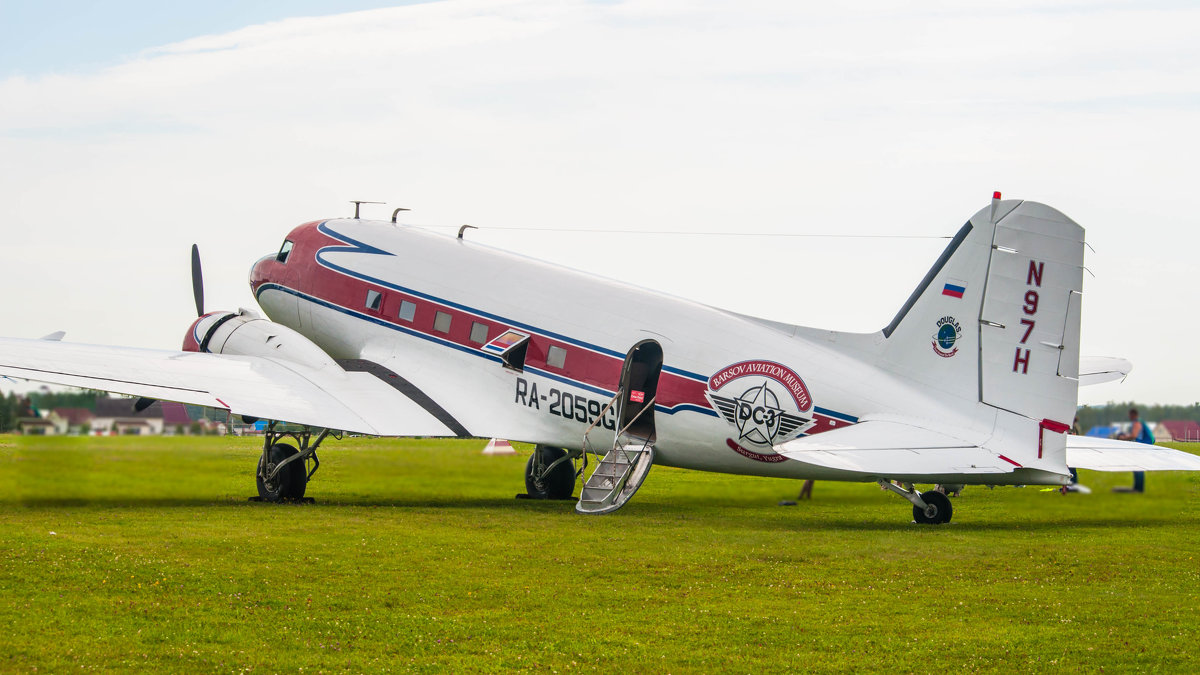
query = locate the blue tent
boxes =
[1086,425,1118,438]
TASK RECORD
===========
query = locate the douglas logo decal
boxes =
[706,360,815,463]
[932,316,962,358]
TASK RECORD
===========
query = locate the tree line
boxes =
[0,392,29,433]
[1076,402,1200,431]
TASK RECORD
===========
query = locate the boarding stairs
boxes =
[576,390,656,515]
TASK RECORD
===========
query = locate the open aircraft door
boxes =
[576,340,662,514]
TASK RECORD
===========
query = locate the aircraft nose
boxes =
[248,254,274,295]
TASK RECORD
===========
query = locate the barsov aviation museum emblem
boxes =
[933,316,963,358]
[706,360,815,463]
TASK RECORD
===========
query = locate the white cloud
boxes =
[1,0,1197,404]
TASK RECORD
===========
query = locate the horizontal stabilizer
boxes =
[1078,356,1132,386]
[774,421,1016,478]
[1066,436,1200,472]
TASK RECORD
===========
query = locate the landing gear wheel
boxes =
[524,445,575,499]
[257,442,307,502]
[913,489,953,524]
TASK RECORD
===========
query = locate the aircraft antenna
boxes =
[391,207,411,223]
[350,200,385,219]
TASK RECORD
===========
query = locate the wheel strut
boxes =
[878,480,928,510]
[879,479,953,525]
[254,422,336,501]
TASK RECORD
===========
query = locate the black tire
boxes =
[524,445,575,499]
[913,489,952,524]
[257,443,307,502]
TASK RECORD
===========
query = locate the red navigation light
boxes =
[993,191,1002,200]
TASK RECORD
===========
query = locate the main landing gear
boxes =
[252,422,335,503]
[879,480,954,525]
[522,445,580,500]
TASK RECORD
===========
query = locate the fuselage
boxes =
[247,218,978,481]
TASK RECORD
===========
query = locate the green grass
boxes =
[1,436,1199,673]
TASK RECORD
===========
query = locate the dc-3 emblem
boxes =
[706,360,815,463]
[932,316,962,358]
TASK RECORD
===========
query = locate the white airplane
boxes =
[3,193,1198,523]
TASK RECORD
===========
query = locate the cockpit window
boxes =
[276,240,294,264]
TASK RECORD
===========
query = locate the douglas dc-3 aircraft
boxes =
[3,193,1199,524]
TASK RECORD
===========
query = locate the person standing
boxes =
[798,479,814,500]
[1115,408,1153,493]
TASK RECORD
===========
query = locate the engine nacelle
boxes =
[183,310,339,372]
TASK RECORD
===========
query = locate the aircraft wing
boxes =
[0,337,457,437]
[773,420,1015,478]
[1078,356,1132,386]
[1065,436,1200,471]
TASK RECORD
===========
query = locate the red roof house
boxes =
[1156,420,1200,443]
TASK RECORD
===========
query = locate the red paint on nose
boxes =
[249,255,273,296]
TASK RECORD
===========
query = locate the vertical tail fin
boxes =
[879,197,1085,464]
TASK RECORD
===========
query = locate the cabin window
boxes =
[276,240,294,264]
[434,311,452,334]
[365,289,382,311]
[469,322,489,344]
[547,345,567,369]
[398,300,416,322]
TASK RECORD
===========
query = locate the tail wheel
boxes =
[257,442,307,502]
[913,490,953,525]
[524,445,575,499]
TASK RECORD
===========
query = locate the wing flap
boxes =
[0,338,456,437]
[774,421,1014,477]
[1066,436,1200,471]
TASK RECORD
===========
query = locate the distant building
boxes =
[17,413,63,436]
[9,393,241,436]
[1156,420,1200,443]
[91,397,166,435]
[53,408,94,435]
[160,401,194,435]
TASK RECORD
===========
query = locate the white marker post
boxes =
[481,438,517,455]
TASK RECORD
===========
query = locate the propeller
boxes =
[191,244,205,317]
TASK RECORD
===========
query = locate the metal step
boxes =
[575,442,655,515]
[585,463,628,482]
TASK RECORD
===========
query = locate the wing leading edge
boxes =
[0,337,456,437]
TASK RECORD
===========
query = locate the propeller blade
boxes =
[191,244,204,317]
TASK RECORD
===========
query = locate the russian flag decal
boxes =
[942,281,966,299]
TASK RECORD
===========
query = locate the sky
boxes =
[0,0,1197,406]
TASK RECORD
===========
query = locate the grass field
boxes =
[1,435,1198,673]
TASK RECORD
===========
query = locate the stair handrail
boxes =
[614,396,655,464]
[582,387,623,459]
[580,392,655,508]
